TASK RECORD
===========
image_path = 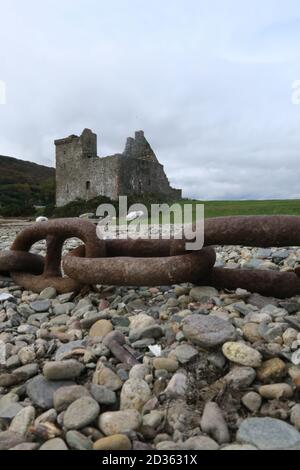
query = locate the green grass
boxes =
[179,199,300,219]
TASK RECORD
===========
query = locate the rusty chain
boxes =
[0,216,300,298]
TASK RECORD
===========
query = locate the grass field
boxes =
[179,199,300,219]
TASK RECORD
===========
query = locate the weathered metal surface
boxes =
[1,216,300,297]
[64,245,216,286]
[0,250,44,275]
[10,218,105,294]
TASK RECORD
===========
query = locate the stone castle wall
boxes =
[55,129,181,206]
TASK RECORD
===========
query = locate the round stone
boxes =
[173,344,198,364]
[224,366,256,389]
[98,410,141,436]
[39,287,57,300]
[90,385,117,405]
[92,366,122,391]
[242,323,262,343]
[222,342,262,367]
[242,392,262,412]
[53,385,91,411]
[39,438,68,450]
[291,404,300,430]
[183,314,236,349]
[93,434,132,450]
[153,358,179,372]
[89,319,113,338]
[189,286,218,302]
[43,360,84,381]
[256,358,287,383]
[9,406,35,437]
[120,378,151,411]
[30,300,51,313]
[65,430,93,450]
[183,436,219,450]
[237,417,300,450]
[63,396,100,430]
[258,383,294,399]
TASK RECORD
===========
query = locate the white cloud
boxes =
[1,0,300,199]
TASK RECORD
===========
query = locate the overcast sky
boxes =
[1,0,300,200]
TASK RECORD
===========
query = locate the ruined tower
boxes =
[55,129,181,207]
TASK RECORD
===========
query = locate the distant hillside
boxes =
[0,155,55,216]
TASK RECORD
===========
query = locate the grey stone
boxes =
[224,367,256,389]
[39,438,68,450]
[189,286,218,302]
[98,409,141,436]
[53,302,75,316]
[237,417,300,450]
[63,396,100,430]
[0,431,25,450]
[183,436,219,450]
[54,340,86,360]
[43,359,84,381]
[66,430,93,450]
[174,344,198,364]
[90,384,117,405]
[242,392,262,413]
[53,385,91,412]
[9,406,35,436]
[30,300,51,313]
[183,314,236,348]
[39,287,57,300]
[26,375,75,409]
[200,402,230,444]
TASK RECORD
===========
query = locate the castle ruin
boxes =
[55,129,181,206]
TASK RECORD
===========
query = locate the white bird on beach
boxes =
[126,210,144,222]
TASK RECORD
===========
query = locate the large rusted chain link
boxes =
[1,215,300,297]
[63,244,216,286]
[7,219,105,294]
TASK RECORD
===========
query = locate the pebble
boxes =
[258,383,294,399]
[9,406,35,436]
[290,404,300,430]
[93,434,132,450]
[173,344,198,364]
[90,384,117,405]
[237,417,300,450]
[26,375,75,409]
[222,342,262,367]
[120,378,151,411]
[200,402,230,444]
[189,286,218,302]
[98,409,141,435]
[43,360,84,381]
[65,430,93,450]
[0,431,26,450]
[224,366,256,389]
[153,358,179,372]
[92,365,122,391]
[183,314,236,348]
[241,392,262,412]
[183,436,219,450]
[39,438,68,450]
[63,396,100,430]
[129,364,149,380]
[256,358,287,383]
[89,319,113,338]
[53,385,91,411]
[30,300,51,313]
[39,287,57,300]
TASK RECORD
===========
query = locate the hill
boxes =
[0,155,55,216]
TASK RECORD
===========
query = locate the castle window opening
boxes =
[86,181,91,190]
